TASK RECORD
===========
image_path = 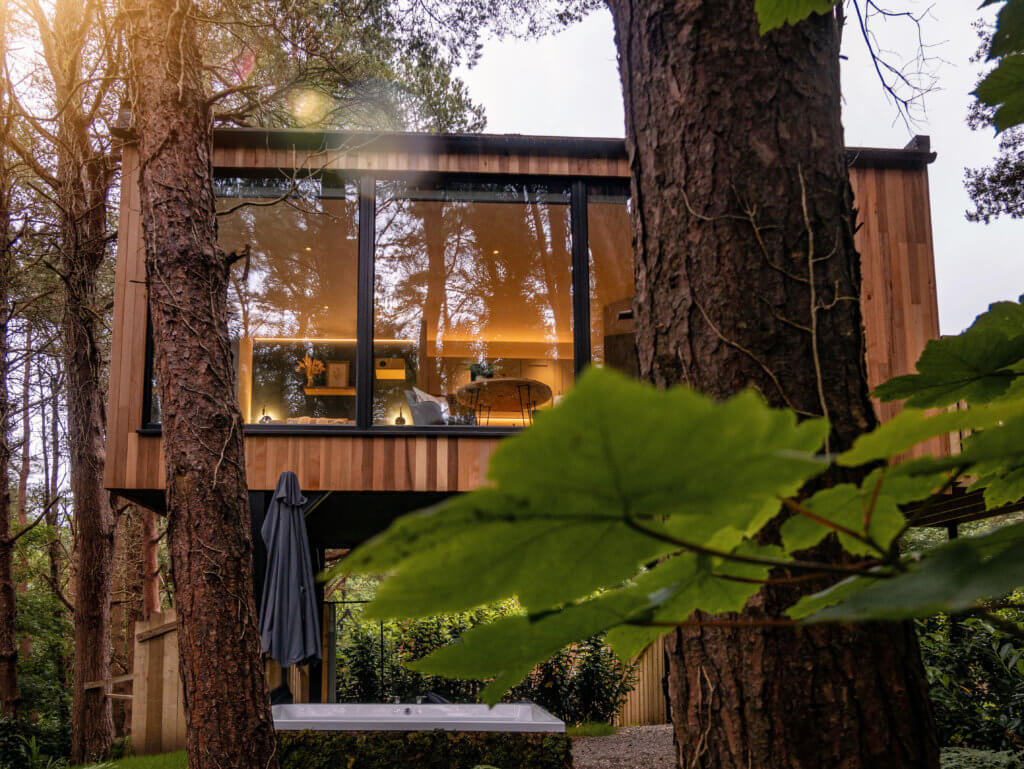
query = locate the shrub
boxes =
[940,748,1024,769]
[918,613,1024,750]
[276,729,572,769]
[0,717,70,769]
[335,605,636,724]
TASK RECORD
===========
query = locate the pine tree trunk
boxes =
[127,1,278,767]
[0,77,19,719]
[604,1,939,766]
[34,0,122,756]
[141,509,160,620]
[43,384,69,707]
[17,327,28,526]
[16,326,30,663]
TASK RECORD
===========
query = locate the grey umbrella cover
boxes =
[259,471,322,668]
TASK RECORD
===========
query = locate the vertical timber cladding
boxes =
[849,163,947,459]
[103,133,943,496]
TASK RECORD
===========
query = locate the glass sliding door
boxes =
[373,178,575,427]
[587,181,637,377]
[217,172,360,425]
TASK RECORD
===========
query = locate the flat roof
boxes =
[112,121,937,171]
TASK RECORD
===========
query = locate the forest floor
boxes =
[571,725,675,769]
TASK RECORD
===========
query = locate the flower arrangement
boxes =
[296,354,324,386]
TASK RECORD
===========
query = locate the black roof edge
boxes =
[110,120,936,171]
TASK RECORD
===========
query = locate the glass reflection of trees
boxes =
[587,184,636,375]
[373,180,574,426]
[217,174,359,424]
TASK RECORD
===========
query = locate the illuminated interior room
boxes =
[209,170,635,429]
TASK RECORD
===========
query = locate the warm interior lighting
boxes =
[252,336,414,344]
[305,247,312,251]
[492,249,500,254]
[375,357,407,380]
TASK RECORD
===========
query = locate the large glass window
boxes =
[373,179,574,427]
[588,182,637,377]
[218,173,359,426]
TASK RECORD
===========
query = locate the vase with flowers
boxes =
[297,354,325,387]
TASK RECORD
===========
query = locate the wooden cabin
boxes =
[106,128,942,724]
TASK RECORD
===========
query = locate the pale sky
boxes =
[458,3,1022,336]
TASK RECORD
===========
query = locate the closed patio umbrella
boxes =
[259,471,321,670]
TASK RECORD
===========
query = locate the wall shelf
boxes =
[303,386,356,396]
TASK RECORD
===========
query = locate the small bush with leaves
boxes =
[335,606,635,724]
[919,612,1024,750]
[940,748,1024,769]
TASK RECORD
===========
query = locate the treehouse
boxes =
[105,127,946,725]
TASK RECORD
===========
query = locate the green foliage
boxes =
[0,718,70,769]
[80,753,187,769]
[940,748,1024,769]
[334,600,633,724]
[919,613,1024,751]
[793,521,1024,622]
[565,722,616,737]
[343,293,1024,703]
[276,729,572,769]
[976,0,1024,132]
[754,0,839,33]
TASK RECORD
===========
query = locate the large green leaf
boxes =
[410,541,781,702]
[605,543,781,661]
[960,414,1024,506]
[408,585,666,704]
[342,368,828,619]
[779,467,946,557]
[975,54,1024,132]
[838,399,1024,466]
[754,0,839,32]
[787,574,876,620]
[873,327,1024,408]
[803,522,1024,621]
[989,0,1024,61]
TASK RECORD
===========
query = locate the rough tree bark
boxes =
[7,0,121,758]
[141,509,160,620]
[16,326,28,526]
[16,326,30,663]
[127,0,278,767]
[47,0,119,753]
[604,2,939,767]
[0,75,18,719]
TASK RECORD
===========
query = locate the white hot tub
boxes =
[272,702,565,733]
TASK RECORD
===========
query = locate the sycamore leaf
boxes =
[988,0,1024,61]
[975,54,1024,132]
[779,467,946,557]
[838,399,1024,466]
[754,0,839,33]
[342,368,828,620]
[873,327,1024,408]
[410,541,782,702]
[408,586,665,704]
[787,575,875,620]
[803,522,1024,621]
[606,543,782,662]
[961,414,1024,506]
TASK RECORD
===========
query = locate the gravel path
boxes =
[571,725,675,769]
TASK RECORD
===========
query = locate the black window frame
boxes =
[139,170,631,437]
